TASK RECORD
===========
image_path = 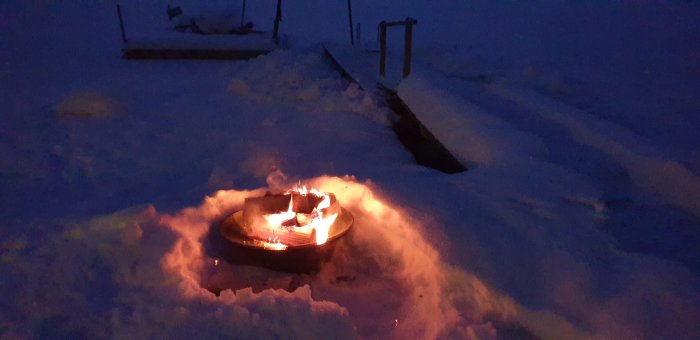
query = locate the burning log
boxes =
[216,186,353,272]
[242,191,340,246]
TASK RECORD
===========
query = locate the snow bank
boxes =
[158,175,546,339]
[1,192,356,339]
[398,75,547,167]
[424,160,700,340]
[487,84,700,216]
[398,72,700,216]
[395,71,700,339]
[2,175,582,339]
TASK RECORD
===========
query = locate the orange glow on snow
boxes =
[158,176,524,339]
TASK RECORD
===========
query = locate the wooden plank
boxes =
[322,43,377,91]
[323,45,466,174]
[380,86,466,173]
[122,48,270,60]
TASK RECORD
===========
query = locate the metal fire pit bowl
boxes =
[214,207,354,273]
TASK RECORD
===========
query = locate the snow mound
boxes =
[1,175,584,339]
[160,175,542,338]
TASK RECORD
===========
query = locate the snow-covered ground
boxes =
[1,1,699,339]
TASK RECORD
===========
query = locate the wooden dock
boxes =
[122,34,276,60]
[323,43,466,173]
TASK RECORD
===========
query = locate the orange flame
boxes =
[263,195,296,227]
[311,191,338,245]
[260,185,338,247]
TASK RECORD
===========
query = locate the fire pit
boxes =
[216,186,353,272]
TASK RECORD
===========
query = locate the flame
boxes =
[259,185,339,247]
[311,191,338,245]
[159,176,526,339]
[263,194,295,227]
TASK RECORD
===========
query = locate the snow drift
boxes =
[1,175,581,339]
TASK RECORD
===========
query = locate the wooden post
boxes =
[379,21,387,77]
[117,4,127,43]
[347,0,354,45]
[273,0,282,43]
[403,18,415,78]
[240,0,247,28]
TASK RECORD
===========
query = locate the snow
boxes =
[54,91,119,118]
[124,33,277,52]
[398,73,700,216]
[486,83,700,216]
[1,0,699,339]
[398,75,548,167]
[323,43,380,91]
[119,1,277,52]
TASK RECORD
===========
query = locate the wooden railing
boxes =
[378,18,418,78]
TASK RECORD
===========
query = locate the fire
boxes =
[263,195,296,227]
[262,240,288,251]
[260,185,339,246]
[309,191,338,245]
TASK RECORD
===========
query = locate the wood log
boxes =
[241,192,341,246]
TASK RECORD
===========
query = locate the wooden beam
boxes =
[116,4,127,43]
[379,21,387,77]
[347,0,354,45]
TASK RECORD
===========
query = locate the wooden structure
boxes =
[379,18,417,78]
[323,42,467,174]
[117,1,281,60]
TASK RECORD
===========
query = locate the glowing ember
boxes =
[244,185,340,248]
[262,240,288,251]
